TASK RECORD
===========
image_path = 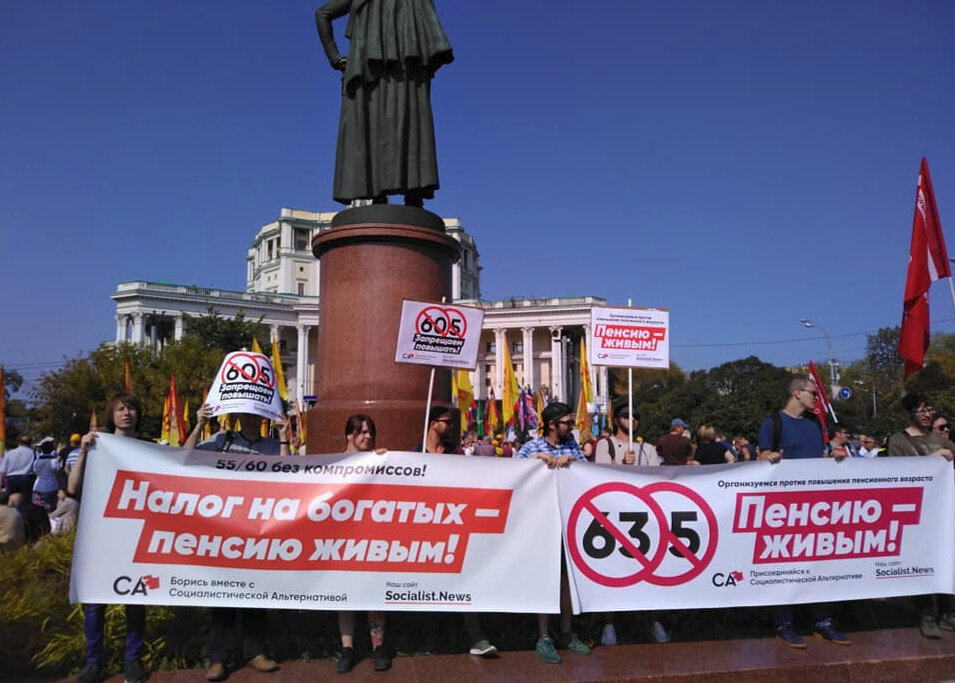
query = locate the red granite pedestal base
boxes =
[306,205,459,454]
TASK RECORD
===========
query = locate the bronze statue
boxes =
[315,0,453,207]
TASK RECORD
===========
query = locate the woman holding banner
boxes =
[68,393,150,683]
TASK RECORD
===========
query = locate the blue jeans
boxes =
[84,603,145,666]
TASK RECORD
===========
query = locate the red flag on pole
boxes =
[807,361,833,444]
[899,157,951,378]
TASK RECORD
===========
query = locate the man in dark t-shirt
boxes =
[657,419,695,465]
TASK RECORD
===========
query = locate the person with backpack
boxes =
[757,376,850,649]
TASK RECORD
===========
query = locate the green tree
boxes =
[183,306,266,351]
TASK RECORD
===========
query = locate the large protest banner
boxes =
[560,457,954,613]
[71,435,560,612]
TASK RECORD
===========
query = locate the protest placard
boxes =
[394,300,484,370]
[205,351,285,421]
[590,306,669,369]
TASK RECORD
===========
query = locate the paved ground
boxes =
[35,627,955,682]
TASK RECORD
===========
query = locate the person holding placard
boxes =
[514,402,591,663]
[185,403,287,681]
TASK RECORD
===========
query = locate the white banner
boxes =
[590,306,669,369]
[71,435,560,612]
[205,351,285,421]
[559,458,955,613]
[394,300,484,369]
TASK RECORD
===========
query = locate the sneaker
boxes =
[535,636,560,664]
[334,647,355,674]
[649,621,671,644]
[939,613,955,632]
[468,639,499,657]
[124,658,150,683]
[78,662,106,683]
[564,632,591,655]
[600,623,618,646]
[247,654,279,673]
[814,622,851,646]
[371,646,391,672]
[920,618,942,639]
[206,663,228,682]
[776,623,807,649]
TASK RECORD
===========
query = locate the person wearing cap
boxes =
[32,436,60,513]
[657,419,697,466]
[514,401,591,663]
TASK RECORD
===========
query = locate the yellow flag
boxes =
[456,370,474,436]
[201,386,212,440]
[260,417,269,438]
[535,390,545,436]
[501,334,520,427]
[576,338,594,434]
[220,413,232,432]
[251,337,264,354]
[182,397,191,437]
[160,394,171,443]
[271,333,288,402]
[89,407,98,432]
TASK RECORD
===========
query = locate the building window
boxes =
[297,282,305,295]
[486,341,496,353]
[295,229,309,252]
[512,341,523,354]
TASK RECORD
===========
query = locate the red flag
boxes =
[807,361,832,444]
[899,158,950,377]
[124,360,131,393]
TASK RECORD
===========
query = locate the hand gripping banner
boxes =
[71,435,561,612]
[559,457,955,613]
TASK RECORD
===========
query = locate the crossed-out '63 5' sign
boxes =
[394,300,484,370]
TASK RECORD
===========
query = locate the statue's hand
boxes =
[332,56,347,72]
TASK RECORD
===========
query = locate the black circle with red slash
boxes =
[415,306,467,339]
[221,352,274,389]
[566,481,717,588]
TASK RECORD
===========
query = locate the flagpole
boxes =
[627,298,634,452]
[421,296,447,452]
[947,276,955,319]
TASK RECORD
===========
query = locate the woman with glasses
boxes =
[886,392,955,639]
[932,416,951,435]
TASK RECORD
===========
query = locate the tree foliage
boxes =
[29,310,265,441]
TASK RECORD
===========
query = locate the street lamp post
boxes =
[800,318,838,398]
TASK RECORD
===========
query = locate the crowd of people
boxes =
[2,374,954,681]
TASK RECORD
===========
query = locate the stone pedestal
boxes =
[306,205,460,453]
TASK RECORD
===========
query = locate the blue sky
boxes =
[3,1,955,392]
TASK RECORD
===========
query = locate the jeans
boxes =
[84,603,145,666]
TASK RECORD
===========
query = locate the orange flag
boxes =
[89,407,99,432]
[124,360,131,393]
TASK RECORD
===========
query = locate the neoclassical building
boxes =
[112,208,608,411]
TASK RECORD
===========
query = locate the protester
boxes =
[827,426,859,459]
[694,425,736,465]
[0,490,26,552]
[68,393,151,683]
[579,430,596,461]
[732,435,756,461]
[186,403,285,681]
[48,488,79,535]
[885,393,955,639]
[32,436,61,514]
[64,432,84,476]
[657,419,696,466]
[515,401,591,663]
[474,436,496,457]
[757,376,850,648]
[417,405,499,659]
[932,415,951,437]
[1,434,37,495]
[592,405,669,646]
[336,414,391,673]
[856,433,882,458]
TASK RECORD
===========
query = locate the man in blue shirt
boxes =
[514,402,590,663]
[757,376,850,649]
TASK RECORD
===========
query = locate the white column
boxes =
[550,326,563,401]
[174,315,184,340]
[115,315,125,343]
[599,366,609,404]
[297,324,307,400]
[494,328,506,396]
[270,324,280,345]
[522,326,535,391]
[132,313,144,346]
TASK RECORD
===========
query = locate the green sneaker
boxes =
[566,632,591,655]
[535,636,560,664]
